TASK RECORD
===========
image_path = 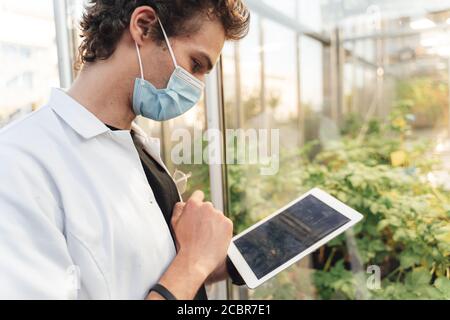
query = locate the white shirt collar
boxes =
[48,87,166,171]
[49,88,110,140]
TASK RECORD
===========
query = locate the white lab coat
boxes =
[0,88,179,299]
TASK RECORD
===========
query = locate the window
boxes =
[0,0,58,128]
[221,0,450,300]
[222,2,327,299]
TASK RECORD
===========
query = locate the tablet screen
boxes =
[234,195,350,279]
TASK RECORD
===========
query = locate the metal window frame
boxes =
[53,0,73,88]
[245,0,330,45]
[204,59,230,300]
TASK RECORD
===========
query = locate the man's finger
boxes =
[189,190,205,204]
[172,202,185,226]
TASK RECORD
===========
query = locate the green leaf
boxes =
[414,286,444,299]
[399,251,420,268]
[377,219,390,231]
[434,277,450,299]
[405,268,431,287]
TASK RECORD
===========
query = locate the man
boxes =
[0,0,249,299]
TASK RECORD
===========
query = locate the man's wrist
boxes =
[147,251,209,300]
[175,250,211,284]
[153,251,208,300]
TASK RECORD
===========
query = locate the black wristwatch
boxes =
[149,283,178,300]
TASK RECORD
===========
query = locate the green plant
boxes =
[186,101,450,299]
[396,77,448,128]
[303,106,450,300]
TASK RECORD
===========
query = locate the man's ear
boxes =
[129,6,158,45]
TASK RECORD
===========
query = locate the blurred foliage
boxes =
[304,102,450,299]
[186,98,450,299]
[396,77,448,128]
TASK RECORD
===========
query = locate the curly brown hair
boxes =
[78,0,250,65]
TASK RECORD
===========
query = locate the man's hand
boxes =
[147,191,234,300]
[171,194,232,285]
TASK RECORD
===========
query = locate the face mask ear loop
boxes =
[135,41,145,80]
[158,18,178,69]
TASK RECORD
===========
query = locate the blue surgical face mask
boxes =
[132,19,205,121]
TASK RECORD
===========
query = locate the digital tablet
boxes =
[227,188,363,289]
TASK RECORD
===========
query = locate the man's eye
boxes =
[192,59,202,73]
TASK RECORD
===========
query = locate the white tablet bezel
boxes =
[227,188,363,289]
